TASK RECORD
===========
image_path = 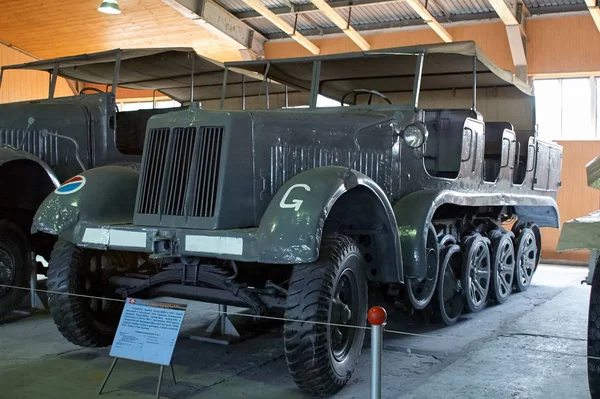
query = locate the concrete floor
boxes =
[0,264,591,399]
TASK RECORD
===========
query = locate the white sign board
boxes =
[110,298,187,366]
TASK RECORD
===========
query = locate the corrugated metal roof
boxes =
[214,0,252,13]
[524,0,584,8]
[440,0,493,15]
[338,2,422,24]
[223,0,585,38]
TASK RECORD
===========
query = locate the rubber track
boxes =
[283,235,361,396]
[47,240,116,348]
[589,259,600,399]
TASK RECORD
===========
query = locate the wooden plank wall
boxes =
[542,141,600,263]
[0,44,74,103]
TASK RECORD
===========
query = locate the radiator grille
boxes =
[163,128,197,216]
[137,128,170,215]
[136,126,224,220]
[192,127,224,218]
[0,128,59,166]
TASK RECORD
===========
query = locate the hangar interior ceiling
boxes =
[0,0,596,73]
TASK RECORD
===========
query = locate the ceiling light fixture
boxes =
[98,0,121,14]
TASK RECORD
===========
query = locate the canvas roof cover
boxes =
[1,48,285,103]
[226,41,532,102]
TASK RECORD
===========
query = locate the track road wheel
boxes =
[284,235,367,396]
[406,226,439,310]
[0,220,32,319]
[47,240,123,347]
[490,229,515,304]
[461,234,491,313]
[514,227,538,292]
[588,257,600,399]
[433,244,464,326]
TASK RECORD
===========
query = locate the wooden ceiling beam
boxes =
[404,0,452,42]
[241,0,320,54]
[309,0,370,50]
[487,0,528,81]
[163,0,266,59]
[585,0,600,33]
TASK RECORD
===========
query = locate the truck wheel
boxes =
[588,257,600,399]
[0,220,32,319]
[283,235,367,396]
[514,228,537,292]
[433,244,464,326]
[47,240,123,347]
[461,234,491,313]
[490,229,515,304]
[406,226,439,310]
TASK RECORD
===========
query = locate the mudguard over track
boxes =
[395,189,560,280]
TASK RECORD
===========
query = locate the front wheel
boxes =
[0,220,32,319]
[588,257,600,399]
[283,235,367,396]
[47,240,123,347]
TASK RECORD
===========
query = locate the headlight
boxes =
[402,122,428,148]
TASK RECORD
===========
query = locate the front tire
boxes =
[47,240,123,347]
[283,235,367,396]
[589,257,600,399]
[0,220,32,319]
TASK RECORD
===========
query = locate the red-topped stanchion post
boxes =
[368,306,387,399]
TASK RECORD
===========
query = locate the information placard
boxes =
[110,298,187,366]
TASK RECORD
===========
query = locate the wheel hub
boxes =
[0,247,15,296]
[330,270,358,361]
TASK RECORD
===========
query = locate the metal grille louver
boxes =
[137,128,170,214]
[192,127,224,218]
[136,126,224,220]
[0,128,59,166]
[163,127,197,216]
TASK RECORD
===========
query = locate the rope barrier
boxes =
[1,282,597,361]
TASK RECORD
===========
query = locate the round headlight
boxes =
[402,122,428,148]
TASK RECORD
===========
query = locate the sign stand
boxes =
[99,298,187,398]
[98,357,176,399]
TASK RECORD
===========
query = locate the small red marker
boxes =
[367,306,387,326]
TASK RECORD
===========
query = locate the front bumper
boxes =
[74,221,257,260]
[68,221,311,264]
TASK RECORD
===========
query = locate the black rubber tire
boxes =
[490,229,515,304]
[47,239,123,347]
[0,220,32,320]
[588,258,600,399]
[461,234,491,313]
[433,244,464,326]
[406,226,439,310]
[283,235,367,396]
[514,227,538,293]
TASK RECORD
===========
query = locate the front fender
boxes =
[33,165,139,241]
[256,166,402,278]
[0,147,59,187]
[557,211,600,252]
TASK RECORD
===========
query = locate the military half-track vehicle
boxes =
[33,41,562,395]
[558,156,600,398]
[0,48,277,318]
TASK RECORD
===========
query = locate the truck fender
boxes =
[32,165,139,241]
[394,190,560,279]
[0,147,60,187]
[256,166,403,281]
